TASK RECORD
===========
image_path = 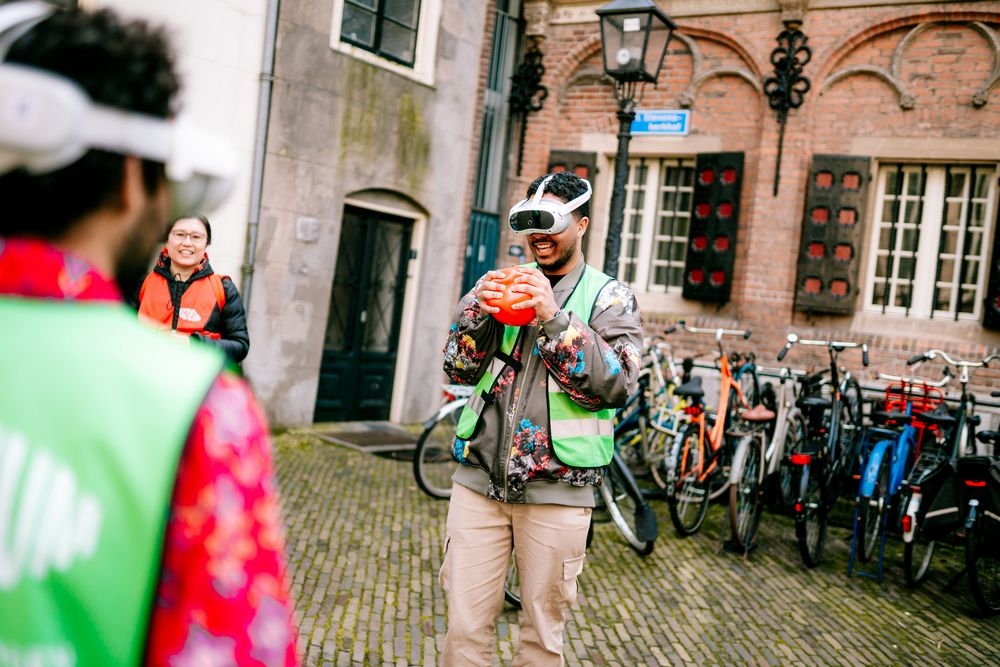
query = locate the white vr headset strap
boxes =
[0,1,52,58]
[558,178,592,215]
[0,1,236,214]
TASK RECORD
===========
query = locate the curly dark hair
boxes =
[0,2,180,238]
[526,171,591,220]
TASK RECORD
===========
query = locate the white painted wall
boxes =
[84,0,267,282]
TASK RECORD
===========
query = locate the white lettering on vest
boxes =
[0,640,75,667]
[0,425,103,590]
[178,307,202,323]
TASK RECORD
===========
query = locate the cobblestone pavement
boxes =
[274,427,999,667]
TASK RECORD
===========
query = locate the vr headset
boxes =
[507,174,592,236]
[0,1,236,217]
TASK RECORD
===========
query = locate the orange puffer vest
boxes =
[138,273,225,338]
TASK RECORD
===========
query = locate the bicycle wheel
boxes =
[728,432,765,553]
[903,536,936,587]
[646,420,675,489]
[856,449,891,563]
[413,399,465,499]
[775,413,807,512]
[795,458,828,568]
[668,422,710,537]
[966,518,1000,614]
[599,454,655,555]
[504,551,521,609]
[838,377,865,479]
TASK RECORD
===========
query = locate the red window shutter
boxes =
[548,151,597,181]
[793,155,870,314]
[681,152,744,303]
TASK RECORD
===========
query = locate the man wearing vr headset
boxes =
[439,171,644,664]
[0,3,297,665]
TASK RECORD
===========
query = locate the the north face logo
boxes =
[178,307,203,323]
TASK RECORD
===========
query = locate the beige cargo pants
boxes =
[439,483,591,666]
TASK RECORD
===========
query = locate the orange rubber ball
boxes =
[485,266,536,326]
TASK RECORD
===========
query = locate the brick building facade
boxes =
[493,0,1000,392]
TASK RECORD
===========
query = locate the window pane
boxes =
[869,163,996,319]
[894,284,910,308]
[960,287,977,313]
[342,6,376,47]
[380,21,417,63]
[966,231,983,258]
[938,258,954,282]
[385,0,419,27]
[898,256,916,279]
[947,172,967,198]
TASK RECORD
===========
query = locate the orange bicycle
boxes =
[663,321,765,536]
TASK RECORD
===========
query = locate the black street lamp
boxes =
[596,0,676,278]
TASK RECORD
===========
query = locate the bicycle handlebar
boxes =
[777,332,869,366]
[906,349,1000,369]
[665,320,751,340]
[876,372,951,388]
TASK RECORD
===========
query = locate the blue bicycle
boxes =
[848,372,949,582]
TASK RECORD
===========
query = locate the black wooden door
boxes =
[314,207,413,422]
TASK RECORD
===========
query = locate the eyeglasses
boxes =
[507,175,592,235]
[170,230,207,244]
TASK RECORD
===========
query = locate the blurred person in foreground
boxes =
[138,214,250,364]
[439,171,644,665]
[0,1,298,664]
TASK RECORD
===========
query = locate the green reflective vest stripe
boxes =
[455,325,519,438]
[0,299,224,666]
[456,265,617,468]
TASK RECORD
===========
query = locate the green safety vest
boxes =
[457,264,616,468]
[0,299,224,666]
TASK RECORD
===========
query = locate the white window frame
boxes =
[863,163,999,321]
[619,156,695,294]
[330,0,441,87]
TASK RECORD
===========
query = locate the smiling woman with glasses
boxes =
[136,213,250,363]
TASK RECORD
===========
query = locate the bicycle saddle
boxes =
[914,410,956,428]
[741,403,775,422]
[674,375,704,399]
[797,395,831,410]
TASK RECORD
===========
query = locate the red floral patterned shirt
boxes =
[0,238,299,665]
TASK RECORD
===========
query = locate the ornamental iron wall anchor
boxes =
[509,39,548,175]
[763,26,811,196]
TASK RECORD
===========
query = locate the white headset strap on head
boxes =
[558,178,592,215]
[530,174,555,207]
[0,2,53,60]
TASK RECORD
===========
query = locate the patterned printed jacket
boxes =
[442,260,643,506]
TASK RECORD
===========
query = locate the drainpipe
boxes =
[240,0,280,312]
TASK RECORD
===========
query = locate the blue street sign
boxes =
[630,109,690,136]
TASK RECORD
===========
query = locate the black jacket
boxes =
[145,254,250,363]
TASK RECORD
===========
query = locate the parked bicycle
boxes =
[897,350,1000,586]
[847,372,947,582]
[600,377,660,556]
[924,424,1000,614]
[779,333,868,568]
[957,432,1000,614]
[412,384,473,500]
[616,336,691,490]
[663,320,760,537]
[724,364,810,554]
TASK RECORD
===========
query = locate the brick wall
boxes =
[492,1,1000,397]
